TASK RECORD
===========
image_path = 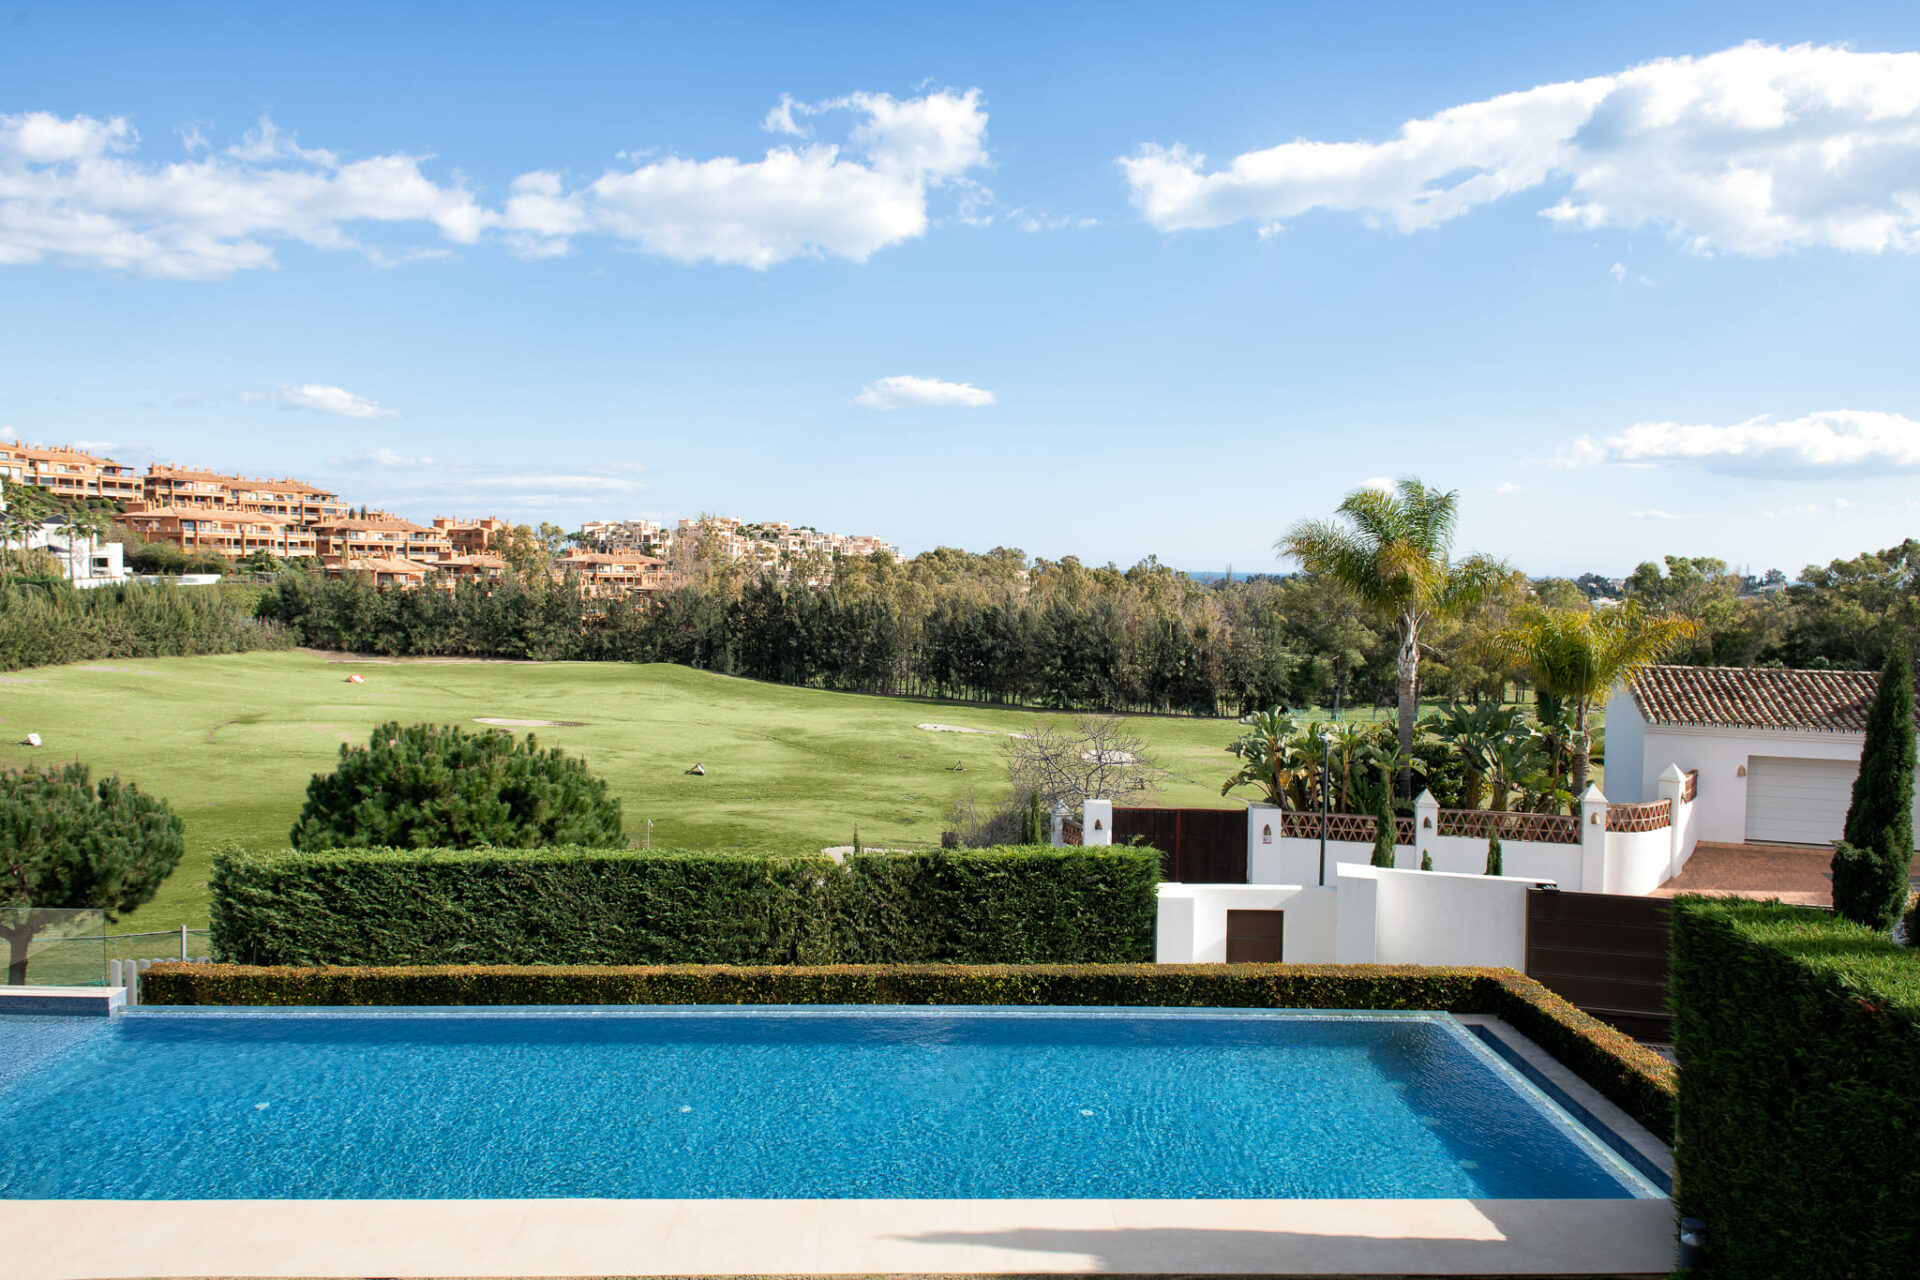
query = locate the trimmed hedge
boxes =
[210,845,1161,967]
[140,960,1675,1142]
[1672,896,1920,1278]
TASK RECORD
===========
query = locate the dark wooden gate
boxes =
[1525,889,1672,1042]
[1226,909,1284,962]
[1112,807,1247,883]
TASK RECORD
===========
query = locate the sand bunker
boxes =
[918,723,991,734]
[474,717,587,728]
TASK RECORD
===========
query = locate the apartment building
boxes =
[556,550,669,597]
[323,555,430,589]
[311,513,453,566]
[141,465,346,523]
[436,553,508,584]
[122,507,318,559]
[580,518,671,554]
[432,515,509,556]
[0,442,142,501]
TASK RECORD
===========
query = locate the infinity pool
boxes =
[0,1006,1655,1200]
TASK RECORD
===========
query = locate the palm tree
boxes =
[1280,478,1510,796]
[1480,603,1700,796]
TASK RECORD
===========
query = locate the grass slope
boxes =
[0,651,1256,931]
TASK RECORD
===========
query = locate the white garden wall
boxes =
[1154,884,1336,963]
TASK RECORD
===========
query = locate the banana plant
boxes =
[1222,708,1307,807]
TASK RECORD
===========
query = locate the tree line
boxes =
[247,534,1920,716]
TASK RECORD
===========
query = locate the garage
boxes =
[1743,756,1859,846]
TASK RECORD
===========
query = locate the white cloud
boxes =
[853,374,996,410]
[0,111,488,279]
[1760,498,1855,518]
[1495,481,1524,494]
[500,89,991,267]
[1631,509,1696,520]
[338,448,432,468]
[0,91,989,279]
[1121,42,1920,256]
[240,384,400,419]
[1358,476,1396,492]
[1609,261,1626,282]
[1561,409,1920,472]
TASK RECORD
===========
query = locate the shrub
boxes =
[1671,896,1920,1277]
[1485,826,1503,876]
[140,960,1674,1139]
[0,580,286,672]
[210,844,1161,968]
[1834,650,1915,929]
[0,762,184,983]
[290,721,623,850]
[1369,780,1395,868]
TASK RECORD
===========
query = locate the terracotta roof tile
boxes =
[1626,664,1900,733]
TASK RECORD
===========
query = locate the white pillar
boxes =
[1414,789,1439,870]
[1580,784,1608,894]
[1049,803,1070,847]
[1657,763,1688,883]
[1082,799,1113,846]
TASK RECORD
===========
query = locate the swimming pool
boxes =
[0,1006,1657,1200]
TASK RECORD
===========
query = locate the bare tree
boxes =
[1006,715,1168,811]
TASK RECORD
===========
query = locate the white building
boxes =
[1604,664,1919,846]
[26,520,129,588]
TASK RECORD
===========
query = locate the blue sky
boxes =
[5,2,1920,577]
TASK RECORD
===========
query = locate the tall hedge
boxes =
[210,844,1161,967]
[1672,896,1920,1277]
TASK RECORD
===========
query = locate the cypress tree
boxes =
[1485,824,1503,876]
[1370,780,1397,868]
[1833,650,1915,929]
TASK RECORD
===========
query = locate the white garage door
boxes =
[1745,756,1858,846]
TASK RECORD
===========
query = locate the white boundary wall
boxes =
[1154,884,1336,963]
[1334,865,1546,968]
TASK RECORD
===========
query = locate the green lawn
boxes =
[0,651,1260,931]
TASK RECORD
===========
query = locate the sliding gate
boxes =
[1524,888,1672,1042]
[1112,807,1247,883]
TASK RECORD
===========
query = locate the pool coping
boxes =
[0,1196,1678,1278]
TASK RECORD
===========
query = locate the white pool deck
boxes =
[0,1017,1677,1278]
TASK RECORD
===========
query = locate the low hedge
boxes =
[209,845,1160,967]
[1672,896,1920,1278]
[140,960,1675,1141]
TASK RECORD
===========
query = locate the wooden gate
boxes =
[1525,889,1672,1041]
[1112,807,1247,883]
[1225,909,1284,962]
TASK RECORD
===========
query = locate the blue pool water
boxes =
[0,1007,1655,1200]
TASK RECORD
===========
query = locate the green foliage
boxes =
[0,580,286,672]
[1671,897,1920,1277]
[1370,775,1396,867]
[1485,827,1503,876]
[0,761,185,982]
[1018,789,1045,845]
[210,844,1162,967]
[1222,708,1304,806]
[1833,650,1915,929]
[289,722,624,850]
[1419,849,1433,871]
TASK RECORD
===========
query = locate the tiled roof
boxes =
[1626,664,1899,733]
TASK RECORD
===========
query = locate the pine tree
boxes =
[1486,825,1503,876]
[1370,779,1397,868]
[0,762,184,983]
[1833,650,1915,929]
[290,722,623,851]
